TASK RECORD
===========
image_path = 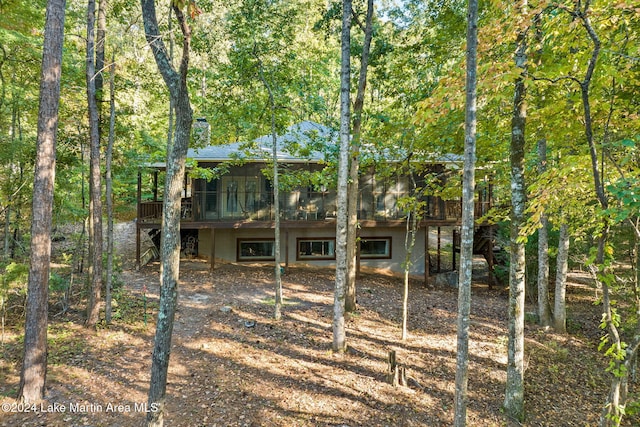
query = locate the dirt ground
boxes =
[0,224,638,426]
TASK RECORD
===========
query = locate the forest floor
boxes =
[0,222,638,426]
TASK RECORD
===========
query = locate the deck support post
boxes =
[136,170,142,269]
[424,225,430,287]
[210,227,215,272]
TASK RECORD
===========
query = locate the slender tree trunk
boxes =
[96,0,108,319]
[141,1,193,425]
[453,0,478,423]
[571,6,628,426]
[17,0,66,403]
[95,0,106,102]
[635,222,640,319]
[257,64,283,320]
[85,0,104,327]
[345,0,374,314]
[401,201,419,342]
[333,0,351,353]
[105,56,116,324]
[272,122,283,320]
[167,6,175,148]
[553,222,569,333]
[554,4,630,425]
[3,204,9,259]
[504,0,527,421]
[537,139,552,327]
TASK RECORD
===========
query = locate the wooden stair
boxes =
[454,225,506,286]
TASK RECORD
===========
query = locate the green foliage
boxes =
[0,262,28,300]
[0,262,28,320]
[48,272,68,294]
[47,324,86,366]
[605,137,640,224]
[626,397,640,418]
[108,285,156,325]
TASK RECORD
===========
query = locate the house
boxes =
[135,121,495,283]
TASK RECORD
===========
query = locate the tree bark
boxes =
[569,6,627,426]
[504,0,527,421]
[257,64,283,321]
[387,350,406,387]
[85,0,104,327]
[345,0,374,314]
[537,139,552,327]
[105,56,116,324]
[333,0,351,353]
[17,0,66,403]
[95,0,106,104]
[401,203,419,342]
[140,0,193,425]
[453,0,478,424]
[553,222,569,333]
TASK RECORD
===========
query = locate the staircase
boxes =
[454,225,506,286]
[473,225,506,286]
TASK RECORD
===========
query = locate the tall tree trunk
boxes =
[96,0,108,318]
[3,204,9,260]
[257,64,283,321]
[345,0,374,313]
[504,0,527,421]
[95,0,106,104]
[272,124,283,320]
[537,138,552,327]
[85,0,104,327]
[401,185,420,342]
[453,0,478,423]
[333,0,351,353]
[141,1,193,425]
[17,0,66,403]
[105,56,116,324]
[167,6,175,148]
[553,222,569,333]
[569,5,626,426]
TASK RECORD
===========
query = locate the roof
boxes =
[187,121,337,163]
[149,120,463,167]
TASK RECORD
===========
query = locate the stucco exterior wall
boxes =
[196,225,445,276]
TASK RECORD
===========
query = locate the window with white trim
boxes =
[297,238,336,260]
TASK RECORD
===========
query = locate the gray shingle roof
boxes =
[187,121,337,163]
[148,120,462,167]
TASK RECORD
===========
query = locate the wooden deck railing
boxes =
[138,199,193,222]
[139,201,163,221]
[139,197,488,223]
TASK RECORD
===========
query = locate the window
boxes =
[360,237,391,259]
[297,238,336,260]
[237,239,275,261]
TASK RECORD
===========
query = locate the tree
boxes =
[536,138,551,327]
[558,3,635,424]
[333,0,351,353]
[85,0,104,328]
[345,0,374,314]
[553,222,569,333]
[223,0,328,320]
[17,0,67,403]
[105,55,116,324]
[256,63,284,320]
[503,0,528,421]
[527,156,595,334]
[140,0,194,424]
[453,0,478,423]
[0,2,43,263]
[398,161,426,342]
